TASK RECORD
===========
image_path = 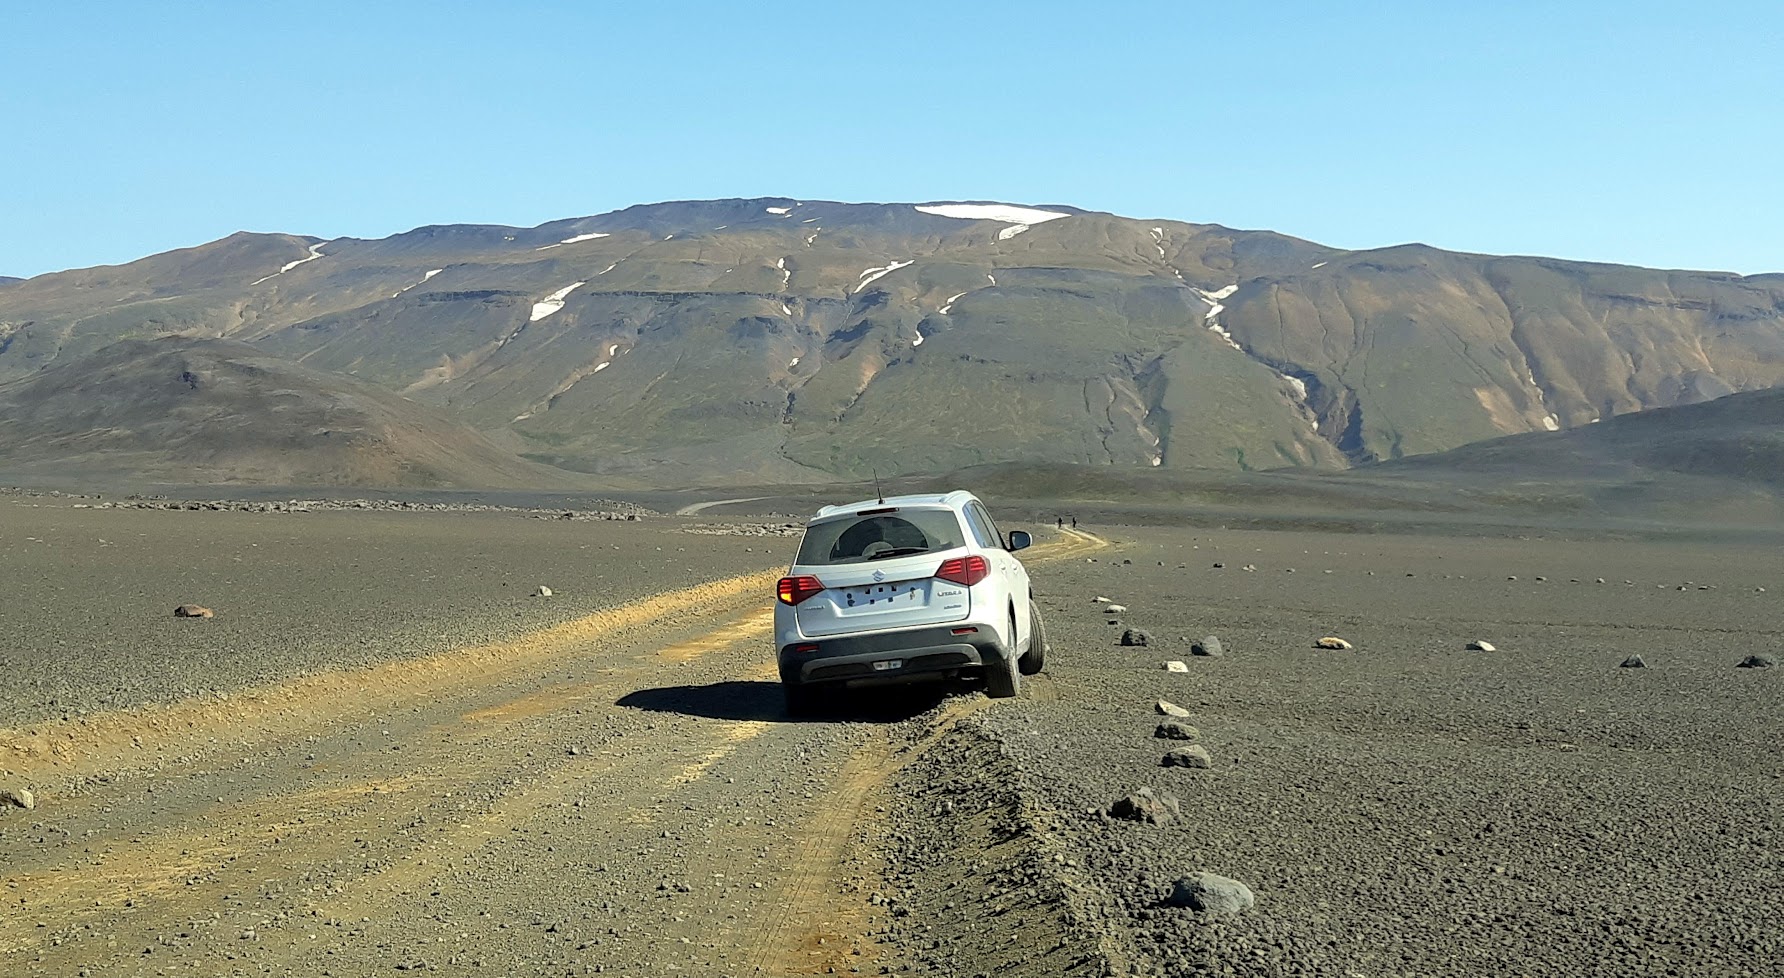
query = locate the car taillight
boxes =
[777,575,826,605]
[935,555,989,587]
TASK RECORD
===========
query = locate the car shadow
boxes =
[615,680,958,723]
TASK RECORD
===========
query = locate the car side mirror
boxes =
[1007,530,1031,551]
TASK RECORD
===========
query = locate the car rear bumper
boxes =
[778,623,1011,687]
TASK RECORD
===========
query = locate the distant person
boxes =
[1070,515,1078,529]
[1056,515,1063,529]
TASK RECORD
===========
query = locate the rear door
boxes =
[966,501,1030,641]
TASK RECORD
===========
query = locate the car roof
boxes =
[811,490,978,522]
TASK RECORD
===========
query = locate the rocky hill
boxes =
[1381,383,1784,487]
[1,199,1780,485]
[0,338,588,488]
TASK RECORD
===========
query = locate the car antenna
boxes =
[873,466,885,504]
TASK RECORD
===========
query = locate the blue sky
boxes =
[2,1,1779,277]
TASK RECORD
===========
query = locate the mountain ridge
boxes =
[2,198,1781,486]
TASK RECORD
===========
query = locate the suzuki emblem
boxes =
[871,569,885,582]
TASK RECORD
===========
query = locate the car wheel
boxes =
[783,682,820,717]
[1018,602,1047,676]
[986,612,1022,699]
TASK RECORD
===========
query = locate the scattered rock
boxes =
[1106,604,1128,613]
[1107,787,1179,825]
[1162,745,1213,769]
[1466,640,1496,652]
[1154,722,1200,741]
[1737,654,1776,669]
[1314,636,1353,650]
[1167,872,1255,915]
[173,605,214,619]
[1164,660,1188,672]
[1120,629,1153,647]
[1190,635,1223,657]
[0,786,34,811]
[1619,654,1647,669]
[1093,596,1110,604]
[1156,699,1190,718]
[1211,562,1224,569]
[533,585,553,598]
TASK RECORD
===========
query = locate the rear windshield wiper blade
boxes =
[866,547,929,560]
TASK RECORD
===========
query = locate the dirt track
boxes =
[5,504,1782,977]
[0,511,1105,976]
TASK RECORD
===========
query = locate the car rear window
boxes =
[796,509,967,566]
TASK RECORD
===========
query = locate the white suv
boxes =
[774,490,1047,714]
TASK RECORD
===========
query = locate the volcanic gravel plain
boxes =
[2,494,1781,977]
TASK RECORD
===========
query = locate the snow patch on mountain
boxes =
[250,241,328,286]
[939,291,969,315]
[535,232,609,251]
[916,203,1071,225]
[766,206,791,215]
[1207,321,1243,351]
[854,260,913,294]
[530,281,585,321]
[1192,284,1238,321]
[998,224,1030,240]
[391,268,443,298]
[1277,372,1319,432]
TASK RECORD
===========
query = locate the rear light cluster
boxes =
[935,554,989,587]
[777,575,825,605]
[777,553,990,606]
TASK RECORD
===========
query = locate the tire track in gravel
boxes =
[1,577,786,967]
[2,529,1112,974]
[0,569,782,789]
[736,528,1110,973]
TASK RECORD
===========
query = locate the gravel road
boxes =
[3,503,1780,977]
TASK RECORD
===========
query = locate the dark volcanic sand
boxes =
[0,500,785,726]
[881,526,1784,977]
[4,499,1782,977]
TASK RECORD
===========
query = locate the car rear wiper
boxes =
[866,547,929,560]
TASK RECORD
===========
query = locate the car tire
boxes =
[1018,603,1047,676]
[783,682,820,717]
[986,612,1022,699]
